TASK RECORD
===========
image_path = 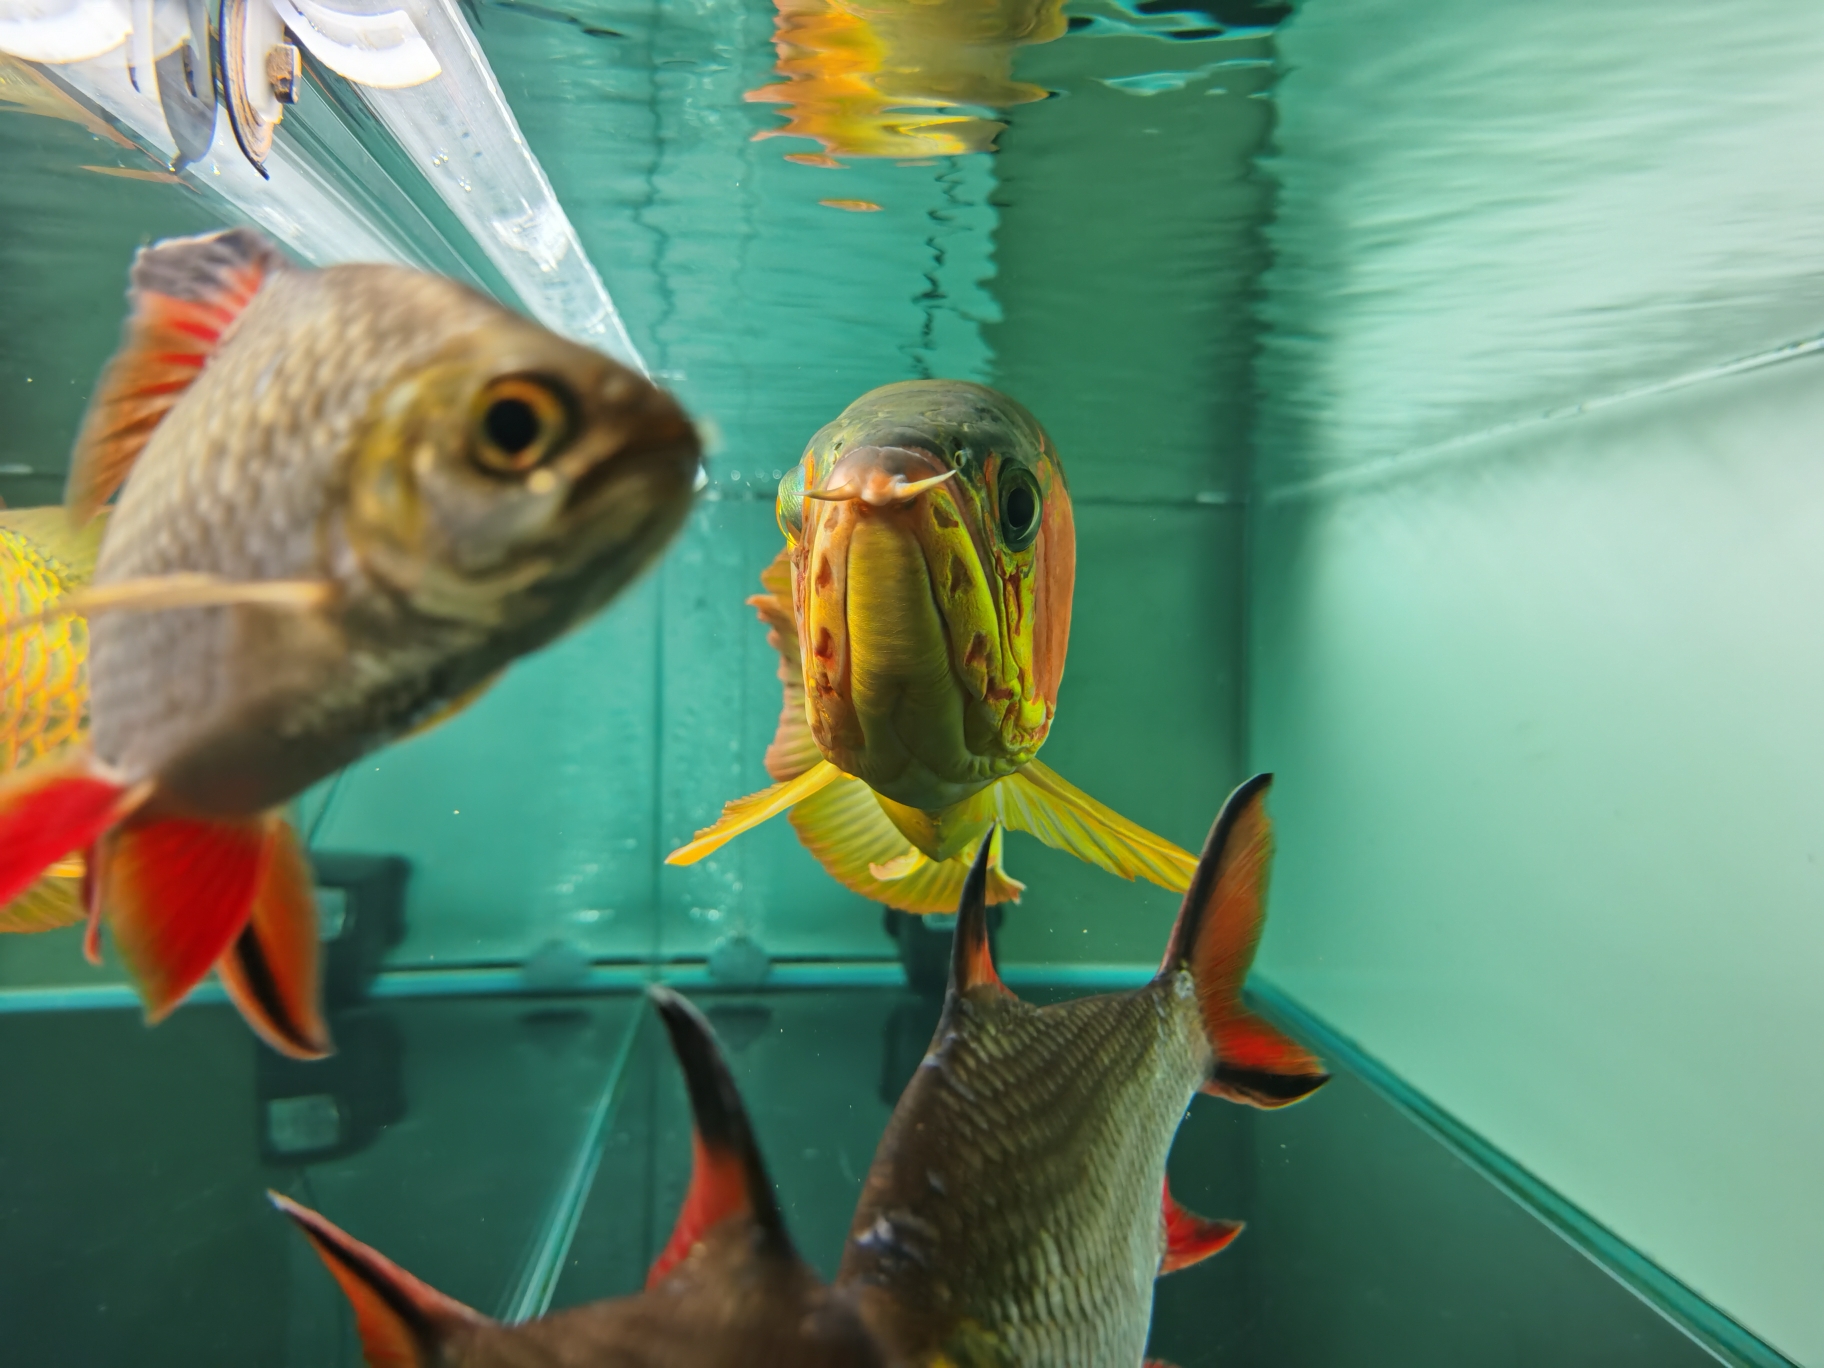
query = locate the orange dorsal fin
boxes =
[270,1192,490,1368]
[0,752,137,908]
[216,817,332,1059]
[102,813,269,1024]
[1160,775,1331,1109]
[948,829,1013,1000]
[1159,1176,1243,1274]
[645,985,792,1287]
[67,227,285,522]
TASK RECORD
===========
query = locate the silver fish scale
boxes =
[89,265,505,784]
[842,974,1212,1368]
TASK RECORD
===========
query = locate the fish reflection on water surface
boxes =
[669,380,1201,913]
[280,778,1324,1368]
[0,227,700,1058]
[746,0,1066,161]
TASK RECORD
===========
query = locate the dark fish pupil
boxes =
[1005,484,1036,533]
[485,397,541,454]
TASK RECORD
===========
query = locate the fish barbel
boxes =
[837,776,1330,1366]
[0,227,700,1058]
[273,987,887,1368]
[667,379,1201,912]
[0,507,107,933]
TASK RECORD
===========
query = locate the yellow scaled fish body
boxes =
[669,380,1199,912]
[745,0,1066,161]
[0,508,106,933]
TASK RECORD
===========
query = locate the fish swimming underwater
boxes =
[837,774,1331,1365]
[276,778,1321,1368]
[0,507,107,933]
[667,379,1200,912]
[0,227,700,1058]
[273,985,887,1368]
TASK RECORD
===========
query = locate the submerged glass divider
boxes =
[1254,983,1798,1368]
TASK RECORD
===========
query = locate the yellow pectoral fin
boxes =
[789,777,1023,912]
[994,761,1199,892]
[666,760,841,866]
[0,874,85,933]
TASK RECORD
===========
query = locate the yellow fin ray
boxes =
[1,573,332,637]
[747,546,820,782]
[666,760,841,866]
[790,774,1023,912]
[0,874,84,933]
[994,760,1198,892]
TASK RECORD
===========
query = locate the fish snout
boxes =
[810,445,957,508]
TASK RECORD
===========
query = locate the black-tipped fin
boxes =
[1159,775,1330,1109]
[948,826,1013,1001]
[270,1191,490,1368]
[645,985,790,1286]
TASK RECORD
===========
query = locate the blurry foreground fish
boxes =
[668,380,1198,912]
[838,775,1330,1365]
[273,986,886,1368]
[0,507,107,933]
[0,227,699,1058]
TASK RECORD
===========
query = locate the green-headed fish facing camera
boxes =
[275,777,1328,1368]
[668,379,1200,913]
[0,227,700,1060]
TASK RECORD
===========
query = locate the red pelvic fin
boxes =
[102,813,267,1022]
[1161,775,1331,1110]
[948,827,1013,1000]
[645,986,791,1287]
[217,817,331,1059]
[269,1191,490,1368]
[66,227,283,522]
[1159,1177,1243,1275]
[0,754,136,908]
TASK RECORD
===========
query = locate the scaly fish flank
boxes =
[0,227,700,1058]
[0,507,107,933]
[274,987,887,1368]
[668,379,1199,912]
[837,777,1330,1366]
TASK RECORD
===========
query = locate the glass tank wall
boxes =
[0,0,1816,1363]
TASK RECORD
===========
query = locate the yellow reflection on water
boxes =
[745,0,1067,161]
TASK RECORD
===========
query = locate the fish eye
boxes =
[777,463,806,544]
[997,465,1042,551]
[472,375,569,475]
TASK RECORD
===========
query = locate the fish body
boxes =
[0,227,699,1054]
[0,508,106,932]
[281,782,1323,1368]
[838,779,1330,1366]
[275,988,887,1368]
[669,380,1198,913]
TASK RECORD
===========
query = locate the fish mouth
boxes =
[801,442,1020,810]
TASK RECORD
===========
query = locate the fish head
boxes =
[345,316,699,638]
[777,379,1074,811]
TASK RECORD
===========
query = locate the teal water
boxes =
[1,0,1817,1363]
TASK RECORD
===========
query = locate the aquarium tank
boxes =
[0,0,1817,1362]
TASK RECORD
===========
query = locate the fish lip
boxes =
[818,443,953,507]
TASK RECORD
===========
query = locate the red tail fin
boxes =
[1161,775,1330,1109]
[103,814,267,1022]
[645,985,792,1287]
[1159,1177,1243,1274]
[269,1192,489,1368]
[217,818,331,1059]
[0,754,135,908]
